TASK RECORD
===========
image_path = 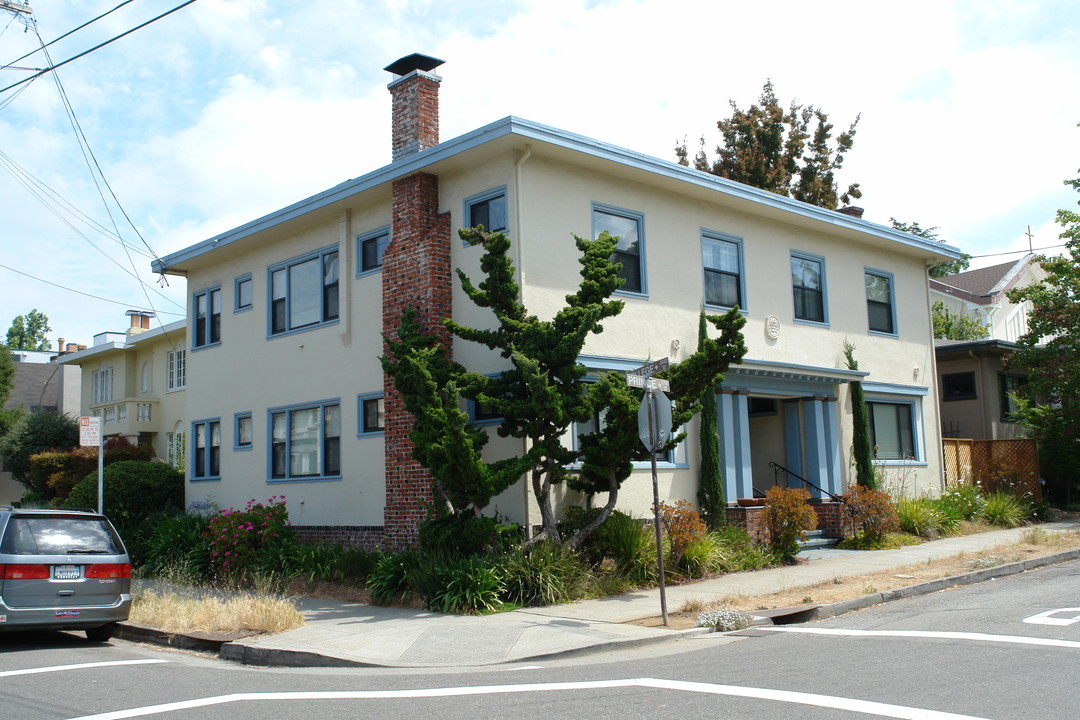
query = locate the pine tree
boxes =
[843,341,876,489]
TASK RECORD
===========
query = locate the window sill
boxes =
[867,329,899,339]
[191,342,222,352]
[233,445,253,452]
[267,319,341,340]
[268,475,343,484]
[792,318,830,328]
[357,430,385,438]
[704,303,748,315]
[614,289,649,300]
[190,476,221,482]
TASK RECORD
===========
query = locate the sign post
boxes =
[628,358,671,626]
[79,417,104,514]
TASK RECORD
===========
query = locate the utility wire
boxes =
[1,0,136,70]
[0,0,199,94]
[0,262,182,314]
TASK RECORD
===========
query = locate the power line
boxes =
[0,261,183,314]
[0,0,199,94]
[967,243,1067,260]
[1,0,136,70]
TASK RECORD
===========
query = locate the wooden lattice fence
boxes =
[942,438,1041,499]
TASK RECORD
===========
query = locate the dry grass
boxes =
[130,589,305,635]
[636,530,1080,630]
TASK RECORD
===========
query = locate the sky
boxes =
[1,0,1078,347]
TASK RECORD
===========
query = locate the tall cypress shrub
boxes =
[843,341,876,488]
[697,311,726,527]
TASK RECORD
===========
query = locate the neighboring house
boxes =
[931,255,1046,440]
[151,54,960,547]
[1,343,83,505]
[57,312,188,469]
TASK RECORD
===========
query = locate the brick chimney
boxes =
[381,54,453,548]
[384,53,445,161]
[126,309,156,336]
[838,206,865,218]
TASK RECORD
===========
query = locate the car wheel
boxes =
[85,623,116,642]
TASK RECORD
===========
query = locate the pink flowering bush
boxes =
[206,496,293,577]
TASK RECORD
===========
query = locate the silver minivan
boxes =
[0,507,132,641]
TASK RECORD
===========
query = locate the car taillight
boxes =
[1,564,51,579]
[84,563,131,579]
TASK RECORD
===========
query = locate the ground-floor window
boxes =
[270,400,341,480]
[867,401,915,461]
[191,419,221,479]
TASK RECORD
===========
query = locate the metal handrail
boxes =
[768,461,846,505]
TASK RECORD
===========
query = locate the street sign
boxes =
[79,416,101,447]
[638,391,672,452]
[628,357,669,378]
[626,374,670,392]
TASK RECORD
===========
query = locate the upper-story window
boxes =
[593,204,645,295]
[358,393,385,435]
[702,232,744,310]
[269,247,339,336]
[358,227,391,275]
[92,366,113,404]
[865,269,896,335]
[235,274,253,312]
[192,418,221,479]
[193,287,222,348]
[790,252,827,324]
[270,400,341,480]
[465,189,508,233]
[167,345,186,391]
[140,361,151,393]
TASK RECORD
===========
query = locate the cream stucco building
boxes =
[150,55,960,546]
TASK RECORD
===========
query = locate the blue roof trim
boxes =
[153,116,962,273]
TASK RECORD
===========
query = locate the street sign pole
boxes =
[97,428,104,515]
[646,388,669,626]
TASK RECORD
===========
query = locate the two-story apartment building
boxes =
[151,55,960,547]
[57,312,188,467]
[931,255,1046,440]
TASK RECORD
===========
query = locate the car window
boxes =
[0,517,124,555]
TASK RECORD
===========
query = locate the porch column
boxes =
[822,397,842,496]
[718,389,753,500]
[801,396,828,499]
[782,399,803,485]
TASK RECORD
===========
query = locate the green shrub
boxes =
[142,512,214,579]
[837,531,921,550]
[418,512,519,556]
[499,541,591,606]
[257,539,342,583]
[0,410,79,491]
[335,546,379,581]
[763,486,818,559]
[679,531,725,578]
[592,511,656,584]
[896,497,944,538]
[981,491,1025,528]
[933,501,963,535]
[659,500,707,570]
[711,526,780,571]
[937,484,985,520]
[367,551,411,604]
[64,460,184,533]
[418,553,503,614]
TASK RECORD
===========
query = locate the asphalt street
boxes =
[2,558,1078,720]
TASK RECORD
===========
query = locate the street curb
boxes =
[788,546,1080,623]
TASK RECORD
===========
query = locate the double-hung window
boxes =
[791,252,827,324]
[865,269,896,335]
[702,232,744,310]
[358,227,390,274]
[465,189,508,233]
[167,345,186,391]
[193,287,222,348]
[235,274,253,312]
[358,394,385,435]
[192,419,221,479]
[867,401,914,460]
[999,374,1027,422]
[593,205,645,295]
[270,400,341,480]
[235,412,253,450]
[269,246,340,336]
[942,372,977,401]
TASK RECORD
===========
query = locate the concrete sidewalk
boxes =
[118,519,1080,668]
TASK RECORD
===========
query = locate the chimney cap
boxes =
[125,309,157,317]
[384,53,444,77]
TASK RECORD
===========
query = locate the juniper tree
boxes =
[696,310,725,529]
[843,340,876,489]
[382,227,746,548]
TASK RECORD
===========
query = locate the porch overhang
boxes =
[723,358,869,396]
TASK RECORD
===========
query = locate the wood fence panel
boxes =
[941,438,1040,499]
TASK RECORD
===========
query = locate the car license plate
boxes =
[53,565,81,580]
[55,610,81,617]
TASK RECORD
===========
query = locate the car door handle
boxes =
[57,590,75,597]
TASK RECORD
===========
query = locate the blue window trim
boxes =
[701,229,747,313]
[356,226,391,278]
[266,243,340,339]
[190,417,221,482]
[592,202,648,299]
[865,267,898,338]
[266,397,342,483]
[234,274,253,313]
[790,250,829,327]
[356,392,385,437]
[863,393,925,465]
[191,286,222,351]
[234,411,253,451]
[463,186,509,244]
